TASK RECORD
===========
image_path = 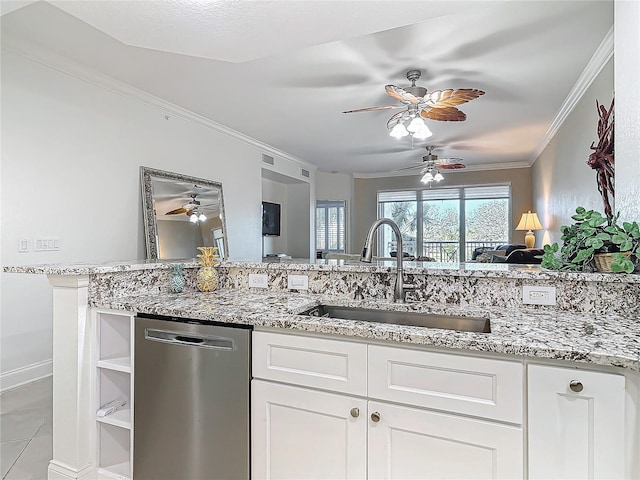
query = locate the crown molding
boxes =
[1,33,316,170]
[529,26,614,166]
[352,160,531,179]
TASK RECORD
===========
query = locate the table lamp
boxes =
[516,211,543,248]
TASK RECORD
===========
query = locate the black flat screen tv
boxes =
[262,201,281,236]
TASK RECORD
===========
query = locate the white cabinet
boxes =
[252,380,367,479]
[252,331,524,480]
[528,364,625,479]
[368,401,523,479]
[94,310,134,480]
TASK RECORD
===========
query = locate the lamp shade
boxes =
[515,211,543,231]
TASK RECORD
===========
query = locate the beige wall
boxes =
[353,167,532,252]
[531,58,614,246]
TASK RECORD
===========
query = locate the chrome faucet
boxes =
[361,218,415,303]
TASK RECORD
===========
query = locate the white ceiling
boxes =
[1,0,613,174]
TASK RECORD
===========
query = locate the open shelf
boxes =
[98,313,131,363]
[96,408,131,430]
[95,311,133,479]
[98,423,131,479]
[97,357,131,373]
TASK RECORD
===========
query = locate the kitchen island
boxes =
[4,259,640,479]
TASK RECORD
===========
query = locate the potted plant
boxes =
[540,207,640,273]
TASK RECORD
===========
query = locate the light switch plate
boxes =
[18,237,30,252]
[287,274,309,290]
[249,273,268,288]
[522,285,556,305]
[34,237,61,252]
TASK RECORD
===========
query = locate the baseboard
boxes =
[0,359,53,393]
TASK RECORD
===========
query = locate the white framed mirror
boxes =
[141,166,228,260]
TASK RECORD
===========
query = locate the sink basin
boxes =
[300,305,491,333]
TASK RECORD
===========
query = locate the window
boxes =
[316,200,346,253]
[377,185,511,261]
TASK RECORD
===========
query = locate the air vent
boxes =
[261,154,274,165]
[301,168,310,178]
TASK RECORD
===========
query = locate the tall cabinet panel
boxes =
[528,364,625,479]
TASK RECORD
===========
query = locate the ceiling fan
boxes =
[165,194,201,216]
[395,146,466,184]
[342,70,484,139]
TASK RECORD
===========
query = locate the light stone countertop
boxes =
[5,258,640,283]
[93,288,640,371]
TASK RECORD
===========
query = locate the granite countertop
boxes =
[6,258,640,283]
[93,289,640,371]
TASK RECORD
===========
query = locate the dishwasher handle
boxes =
[145,328,234,350]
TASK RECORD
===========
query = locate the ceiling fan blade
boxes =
[385,85,420,104]
[165,207,188,215]
[392,163,428,172]
[386,110,407,128]
[424,88,485,108]
[421,106,467,122]
[342,105,403,114]
[436,163,466,170]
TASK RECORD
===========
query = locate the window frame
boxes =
[377,184,512,261]
[315,200,347,254]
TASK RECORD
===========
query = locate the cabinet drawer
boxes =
[368,345,523,423]
[252,331,367,396]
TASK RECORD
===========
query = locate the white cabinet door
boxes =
[252,380,367,480]
[528,364,625,479]
[368,401,523,480]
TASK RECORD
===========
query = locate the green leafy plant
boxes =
[540,207,639,273]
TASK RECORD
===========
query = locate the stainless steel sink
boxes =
[300,305,491,333]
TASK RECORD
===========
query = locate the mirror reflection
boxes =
[141,167,228,260]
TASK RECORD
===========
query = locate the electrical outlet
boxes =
[522,285,556,305]
[287,274,309,290]
[249,273,268,288]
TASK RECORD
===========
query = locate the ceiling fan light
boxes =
[420,171,434,183]
[190,213,199,223]
[411,125,433,140]
[434,172,444,182]
[406,116,425,133]
[389,123,409,138]
[198,213,207,222]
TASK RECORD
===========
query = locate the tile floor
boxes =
[0,377,52,480]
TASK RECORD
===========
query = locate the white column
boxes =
[615,0,640,219]
[46,275,94,480]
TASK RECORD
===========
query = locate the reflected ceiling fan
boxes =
[165,194,201,216]
[165,194,216,223]
[342,70,484,139]
[395,146,465,184]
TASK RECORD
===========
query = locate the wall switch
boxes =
[287,274,309,290]
[249,273,268,288]
[18,237,30,252]
[34,237,61,252]
[522,285,556,305]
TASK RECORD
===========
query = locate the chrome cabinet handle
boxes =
[350,408,360,418]
[569,380,583,393]
[371,412,381,422]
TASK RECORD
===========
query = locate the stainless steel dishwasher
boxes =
[134,314,251,480]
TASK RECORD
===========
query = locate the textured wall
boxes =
[615,1,640,220]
